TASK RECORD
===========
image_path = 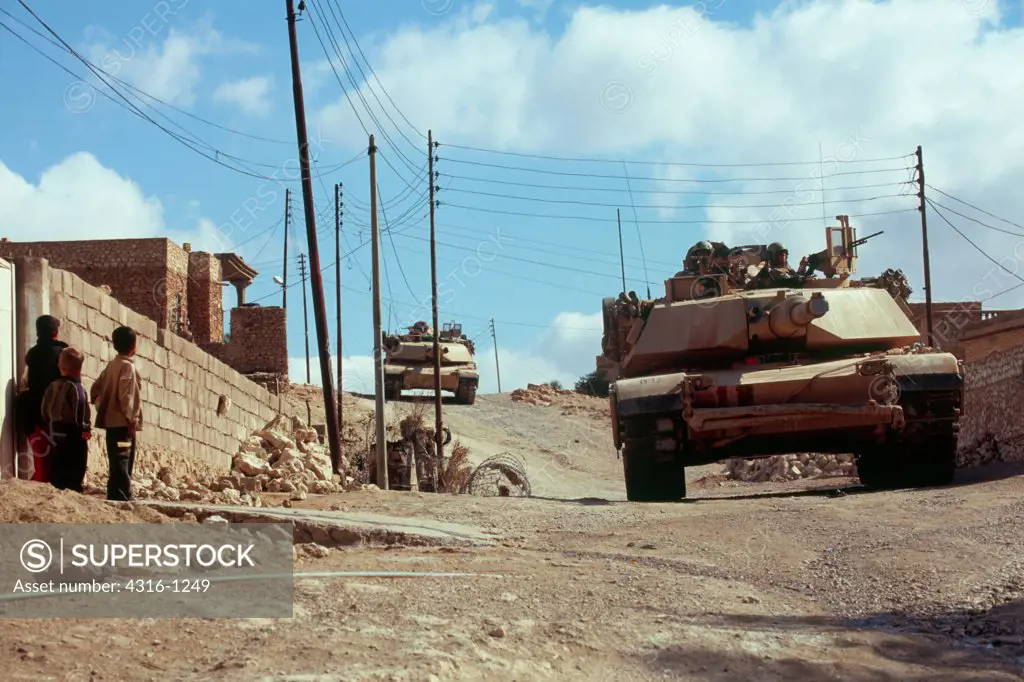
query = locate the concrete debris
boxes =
[957,432,1002,468]
[509,383,608,419]
[725,453,856,483]
[128,414,347,506]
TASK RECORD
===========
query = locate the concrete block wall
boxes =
[959,342,1024,463]
[35,259,301,472]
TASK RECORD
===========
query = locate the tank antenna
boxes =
[622,161,651,299]
[819,141,827,228]
[616,208,627,293]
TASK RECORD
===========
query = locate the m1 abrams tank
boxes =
[382,321,479,405]
[598,216,963,501]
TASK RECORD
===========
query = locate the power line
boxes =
[436,142,914,168]
[437,157,913,183]
[324,0,426,139]
[378,180,418,299]
[0,7,292,147]
[439,203,917,225]
[4,8,282,182]
[924,200,1024,238]
[925,185,1024,232]
[926,198,1024,286]
[439,174,909,197]
[439,185,907,211]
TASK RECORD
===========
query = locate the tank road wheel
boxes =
[456,378,477,405]
[857,388,959,490]
[385,377,402,402]
[620,416,686,502]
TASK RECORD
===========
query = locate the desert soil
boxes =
[2,391,1023,681]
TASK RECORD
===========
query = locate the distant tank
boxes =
[383,321,479,405]
[598,216,963,501]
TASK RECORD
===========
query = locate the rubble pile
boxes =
[510,383,574,406]
[510,383,608,419]
[956,432,1002,468]
[725,453,856,482]
[131,415,348,505]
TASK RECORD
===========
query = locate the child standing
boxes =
[90,326,143,501]
[40,347,91,492]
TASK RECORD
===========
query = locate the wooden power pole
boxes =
[428,130,444,487]
[915,145,934,347]
[298,253,310,384]
[282,188,290,309]
[490,318,501,394]
[335,182,343,444]
[616,208,626,293]
[286,0,341,474]
[369,135,388,490]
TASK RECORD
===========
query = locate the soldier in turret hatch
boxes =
[747,242,808,289]
[675,241,714,276]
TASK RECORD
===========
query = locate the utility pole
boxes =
[915,145,934,347]
[298,253,311,384]
[490,318,501,394]
[616,208,626,293]
[282,188,290,309]
[335,182,343,441]
[286,0,342,474]
[428,129,444,487]
[369,135,388,490]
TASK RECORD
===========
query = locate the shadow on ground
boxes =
[635,603,1024,681]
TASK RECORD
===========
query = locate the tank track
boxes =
[619,413,687,502]
[855,387,960,489]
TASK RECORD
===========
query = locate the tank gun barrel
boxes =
[768,292,829,337]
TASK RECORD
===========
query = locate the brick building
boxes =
[0,237,288,387]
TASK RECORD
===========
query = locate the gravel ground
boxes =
[3,390,1023,681]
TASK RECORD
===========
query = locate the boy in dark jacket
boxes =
[20,314,68,482]
[40,347,91,492]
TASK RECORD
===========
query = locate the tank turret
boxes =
[598,218,963,503]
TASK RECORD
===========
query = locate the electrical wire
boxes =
[439,203,917,225]
[392,231,659,285]
[925,185,1024,232]
[4,9,281,182]
[926,198,1024,286]
[0,6,292,146]
[925,200,1024,238]
[436,157,913,183]
[436,142,915,168]
[305,2,422,180]
[318,0,424,150]
[439,185,907,211]
[379,181,418,299]
[438,174,909,197]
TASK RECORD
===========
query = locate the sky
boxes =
[1,0,1024,395]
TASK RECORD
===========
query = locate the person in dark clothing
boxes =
[20,314,68,482]
[90,326,142,501]
[40,347,92,492]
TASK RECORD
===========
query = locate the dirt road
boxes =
[3,390,1023,681]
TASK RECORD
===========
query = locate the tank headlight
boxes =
[655,438,677,451]
[655,418,674,432]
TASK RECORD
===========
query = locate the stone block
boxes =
[83,283,101,311]
[62,269,73,295]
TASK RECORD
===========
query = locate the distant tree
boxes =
[574,369,609,397]
[547,379,563,390]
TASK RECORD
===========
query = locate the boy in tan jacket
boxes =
[90,326,143,501]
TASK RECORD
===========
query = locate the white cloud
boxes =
[83,19,258,107]
[313,0,1024,310]
[0,152,213,248]
[213,76,273,117]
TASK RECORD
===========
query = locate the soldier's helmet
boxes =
[692,240,713,254]
[767,241,787,256]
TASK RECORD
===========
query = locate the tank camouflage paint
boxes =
[598,217,963,501]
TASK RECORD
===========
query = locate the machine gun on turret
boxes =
[797,215,883,279]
